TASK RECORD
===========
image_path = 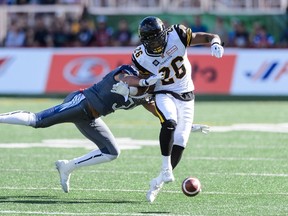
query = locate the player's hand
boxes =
[139,72,164,86]
[191,124,210,134]
[211,42,224,58]
[111,81,129,102]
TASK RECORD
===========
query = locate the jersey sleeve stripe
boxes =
[174,24,188,47]
[187,28,192,46]
[132,54,151,75]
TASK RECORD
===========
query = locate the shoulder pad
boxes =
[173,24,192,46]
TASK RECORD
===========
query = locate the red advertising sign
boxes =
[190,55,236,94]
[46,54,132,93]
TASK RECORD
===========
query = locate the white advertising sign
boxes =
[0,49,51,94]
[231,49,288,95]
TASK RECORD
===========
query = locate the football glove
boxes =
[191,124,210,134]
[139,72,164,87]
[211,38,224,58]
[111,81,130,102]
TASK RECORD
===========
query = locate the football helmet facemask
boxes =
[138,16,167,55]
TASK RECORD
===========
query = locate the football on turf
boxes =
[181,177,201,197]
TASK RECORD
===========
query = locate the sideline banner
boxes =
[189,54,236,94]
[0,49,51,94]
[46,51,236,94]
[0,48,287,96]
[46,53,131,93]
[231,49,288,95]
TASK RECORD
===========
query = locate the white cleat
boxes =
[55,160,72,193]
[146,178,164,203]
[146,168,175,203]
[161,168,175,183]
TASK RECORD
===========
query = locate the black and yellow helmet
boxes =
[138,16,167,55]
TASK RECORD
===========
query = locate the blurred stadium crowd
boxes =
[1,2,288,48]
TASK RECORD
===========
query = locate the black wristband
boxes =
[212,42,225,46]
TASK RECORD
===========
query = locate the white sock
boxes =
[71,149,116,169]
[162,155,172,170]
[0,111,36,126]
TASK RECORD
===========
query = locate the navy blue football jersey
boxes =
[83,65,148,116]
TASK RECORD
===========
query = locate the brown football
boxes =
[181,177,201,197]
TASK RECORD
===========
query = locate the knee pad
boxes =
[162,119,177,131]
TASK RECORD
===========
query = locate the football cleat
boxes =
[146,178,164,203]
[55,160,73,193]
[161,168,175,183]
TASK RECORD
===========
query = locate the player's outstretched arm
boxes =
[190,32,224,58]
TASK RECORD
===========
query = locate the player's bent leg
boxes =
[146,119,176,202]
[55,149,118,193]
[159,119,177,157]
[72,149,117,168]
[159,119,177,182]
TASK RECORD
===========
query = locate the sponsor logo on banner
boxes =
[246,61,288,81]
[46,53,131,93]
[231,51,288,95]
[63,57,110,85]
[0,57,12,75]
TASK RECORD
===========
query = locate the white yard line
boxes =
[0,123,287,150]
[1,169,287,177]
[0,211,189,216]
[0,138,158,150]
[0,186,288,195]
[211,123,288,133]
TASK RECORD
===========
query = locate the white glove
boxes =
[211,38,224,58]
[111,81,129,102]
[139,72,164,87]
[191,124,210,134]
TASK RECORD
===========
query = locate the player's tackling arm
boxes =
[115,71,163,87]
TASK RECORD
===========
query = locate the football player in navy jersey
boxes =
[130,16,224,203]
[0,64,209,194]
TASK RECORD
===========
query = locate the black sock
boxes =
[171,145,185,169]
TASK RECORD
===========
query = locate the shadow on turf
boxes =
[0,196,141,204]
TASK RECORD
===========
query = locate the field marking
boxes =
[211,123,288,133]
[1,169,288,177]
[204,172,288,177]
[128,155,287,161]
[193,144,288,149]
[0,138,158,150]
[0,123,287,150]
[0,211,189,216]
[0,186,288,196]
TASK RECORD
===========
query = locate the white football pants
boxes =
[155,93,194,148]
